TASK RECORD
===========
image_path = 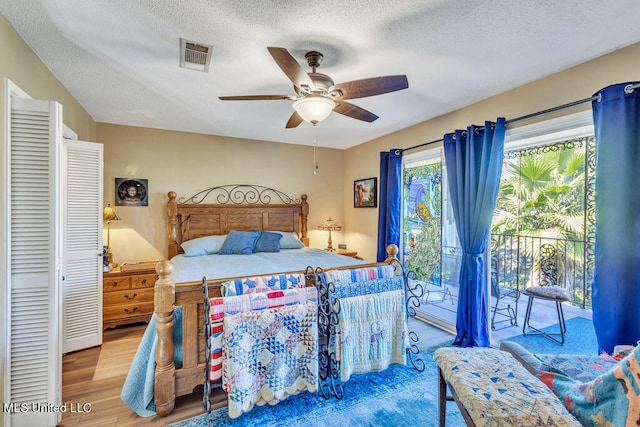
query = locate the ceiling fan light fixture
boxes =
[293,96,336,125]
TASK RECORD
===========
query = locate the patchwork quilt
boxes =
[221,272,306,296]
[535,352,621,383]
[330,275,405,301]
[209,287,317,382]
[323,265,395,286]
[336,289,407,382]
[222,302,319,419]
[540,344,640,426]
[434,347,581,426]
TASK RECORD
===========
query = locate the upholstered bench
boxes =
[434,347,580,426]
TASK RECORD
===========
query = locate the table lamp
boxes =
[318,217,341,252]
[103,204,120,266]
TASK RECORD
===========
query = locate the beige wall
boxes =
[0,13,97,425]
[0,15,97,141]
[344,42,640,261]
[97,123,345,264]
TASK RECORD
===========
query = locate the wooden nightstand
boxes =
[103,265,158,330]
[334,248,358,258]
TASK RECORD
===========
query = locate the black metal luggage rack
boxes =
[311,259,426,400]
[202,277,215,427]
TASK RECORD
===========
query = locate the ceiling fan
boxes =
[219,47,409,128]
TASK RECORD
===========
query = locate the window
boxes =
[401,111,595,332]
[403,150,461,330]
[492,119,595,308]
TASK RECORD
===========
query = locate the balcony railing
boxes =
[491,233,591,309]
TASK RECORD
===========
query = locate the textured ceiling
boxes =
[1,0,639,149]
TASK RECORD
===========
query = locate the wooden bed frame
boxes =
[152,185,398,417]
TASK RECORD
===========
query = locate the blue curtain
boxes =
[377,149,403,261]
[591,82,640,354]
[443,118,506,347]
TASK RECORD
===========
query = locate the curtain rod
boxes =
[401,82,640,153]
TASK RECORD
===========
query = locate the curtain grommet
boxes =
[624,84,636,95]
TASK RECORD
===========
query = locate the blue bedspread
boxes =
[170,248,365,283]
[120,308,183,417]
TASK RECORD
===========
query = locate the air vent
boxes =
[180,38,213,72]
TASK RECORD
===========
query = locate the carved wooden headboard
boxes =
[167,185,309,258]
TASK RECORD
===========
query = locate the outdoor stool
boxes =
[522,285,571,345]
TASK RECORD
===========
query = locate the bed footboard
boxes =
[153,246,401,417]
[154,260,176,417]
[153,261,214,417]
[153,261,229,417]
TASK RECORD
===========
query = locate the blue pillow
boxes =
[218,230,260,255]
[253,231,282,253]
[274,231,305,249]
[181,234,228,257]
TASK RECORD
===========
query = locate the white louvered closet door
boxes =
[62,140,103,353]
[8,97,62,427]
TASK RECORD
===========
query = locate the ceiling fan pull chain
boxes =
[314,135,319,176]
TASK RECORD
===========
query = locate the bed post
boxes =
[300,194,309,246]
[154,260,176,417]
[167,191,179,259]
[384,244,400,263]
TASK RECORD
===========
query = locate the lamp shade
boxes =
[103,204,120,221]
[318,217,341,231]
[293,96,335,124]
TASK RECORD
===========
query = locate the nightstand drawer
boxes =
[104,288,155,306]
[103,263,159,330]
[104,276,131,291]
[131,273,157,289]
[103,302,155,321]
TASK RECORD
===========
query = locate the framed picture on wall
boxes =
[354,177,377,208]
[115,178,149,207]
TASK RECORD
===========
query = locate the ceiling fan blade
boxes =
[218,95,295,101]
[267,47,316,91]
[285,111,304,128]
[330,75,408,100]
[333,101,379,122]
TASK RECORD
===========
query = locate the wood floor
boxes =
[59,318,455,426]
[59,324,204,427]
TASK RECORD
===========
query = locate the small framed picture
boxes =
[116,178,148,207]
[354,177,377,208]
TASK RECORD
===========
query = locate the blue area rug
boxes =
[501,316,598,355]
[167,343,466,427]
[168,318,597,427]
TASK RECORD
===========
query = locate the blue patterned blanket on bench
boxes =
[540,344,640,426]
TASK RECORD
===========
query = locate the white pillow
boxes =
[270,231,305,249]
[180,234,228,257]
